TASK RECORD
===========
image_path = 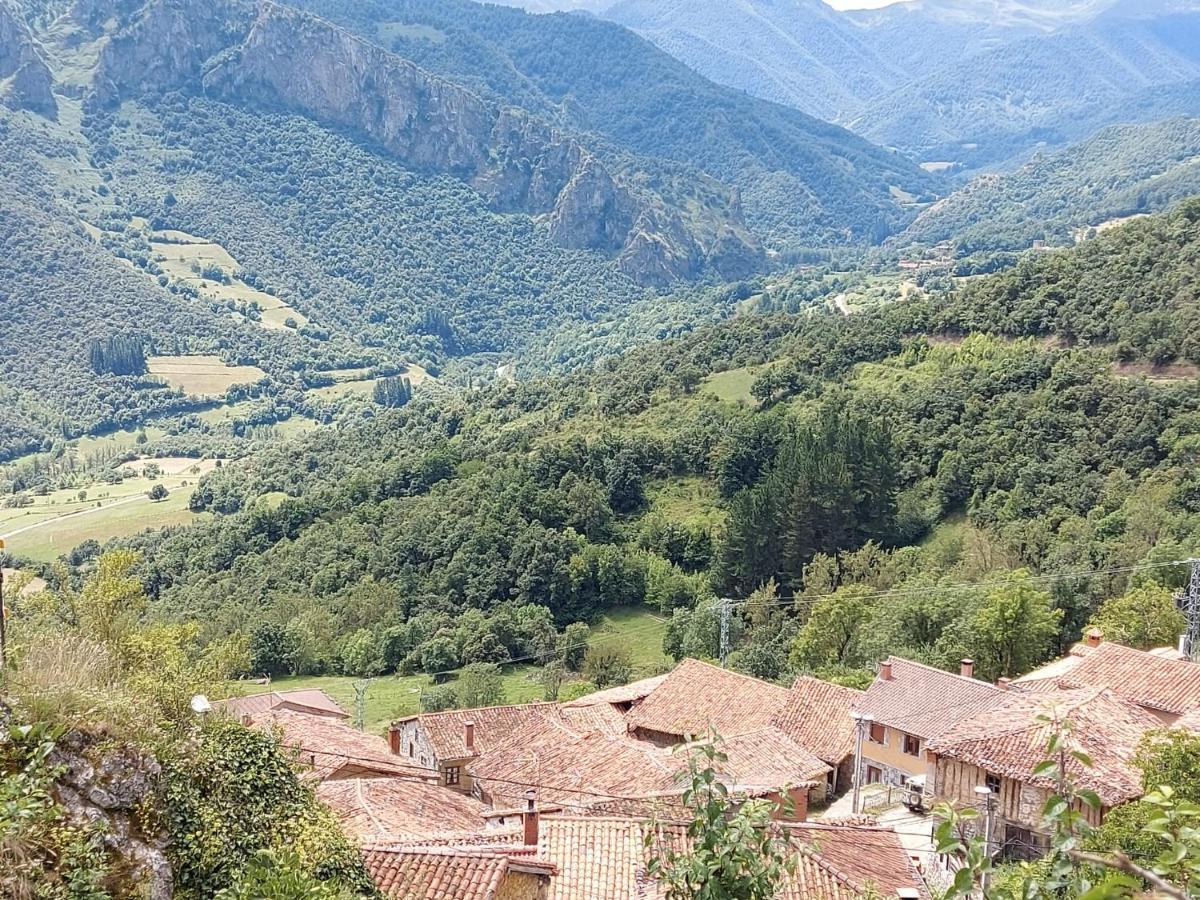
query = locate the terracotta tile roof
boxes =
[772,677,863,766]
[1172,707,1200,731]
[254,708,436,782]
[556,702,629,735]
[625,658,792,740]
[213,688,349,720]
[534,815,926,899]
[1046,641,1200,716]
[536,815,683,899]
[469,717,682,810]
[855,657,1005,741]
[712,726,831,792]
[363,846,555,899]
[561,675,668,708]
[317,778,490,843]
[785,822,929,899]
[395,703,561,761]
[927,688,1162,807]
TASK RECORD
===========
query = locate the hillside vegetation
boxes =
[0,0,938,460]
[35,200,1194,693]
[898,117,1200,252]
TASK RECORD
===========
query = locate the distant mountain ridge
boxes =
[896,116,1200,251]
[484,0,1200,169]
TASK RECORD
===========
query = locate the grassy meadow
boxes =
[233,606,669,735]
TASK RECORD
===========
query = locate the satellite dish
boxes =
[190,694,212,714]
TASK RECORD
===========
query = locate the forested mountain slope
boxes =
[853,11,1200,167]
[487,0,1200,170]
[100,200,1200,685]
[288,0,938,250]
[0,0,935,459]
[897,117,1200,252]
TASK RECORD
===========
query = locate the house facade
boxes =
[854,657,1005,787]
[927,687,1162,861]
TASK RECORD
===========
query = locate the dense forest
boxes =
[899,117,1200,252]
[33,199,1190,692]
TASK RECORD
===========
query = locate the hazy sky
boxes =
[823,0,903,7]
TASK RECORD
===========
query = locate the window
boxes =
[408,743,414,758]
[868,722,885,744]
[902,734,921,756]
[445,766,460,786]
[986,772,1001,794]
[866,765,883,784]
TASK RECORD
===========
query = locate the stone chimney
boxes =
[960,658,975,679]
[1084,627,1103,648]
[464,720,476,754]
[523,789,540,846]
[388,725,401,755]
[879,660,893,681]
[241,714,253,727]
[996,677,1011,691]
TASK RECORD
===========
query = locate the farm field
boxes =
[147,355,267,396]
[0,456,215,561]
[149,229,309,330]
[307,364,434,401]
[233,606,669,735]
[701,366,760,404]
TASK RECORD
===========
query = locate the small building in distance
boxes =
[212,688,349,722]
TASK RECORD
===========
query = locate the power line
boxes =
[740,559,1190,610]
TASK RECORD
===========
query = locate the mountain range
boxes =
[486,0,1200,169]
[0,0,936,456]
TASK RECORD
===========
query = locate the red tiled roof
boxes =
[317,778,490,843]
[556,702,629,735]
[713,726,831,792]
[562,675,669,708]
[469,717,682,810]
[928,688,1162,807]
[395,703,561,761]
[855,657,1005,741]
[785,822,929,899]
[772,677,863,766]
[363,846,555,899]
[254,708,435,782]
[626,658,792,740]
[213,688,349,720]
[1050,641,1200,716]
[534,815,926,899]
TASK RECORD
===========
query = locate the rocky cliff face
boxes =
[91,0,759,285]
[0,2,56,115]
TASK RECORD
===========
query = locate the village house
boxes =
[389,702,562,793]
[854,657,1006,787]
[1013,630,1200,724]
[211,687,350,721]
[770,675,863,795]
[317,777,494,844]
[363,844,557,900]
[364,807,928,899]
[236,706,437,782]
[624,657,792,744]
[926,687,1162,861]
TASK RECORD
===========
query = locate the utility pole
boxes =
[974,784,997,891]
[353,678,371,732]
[850,712,873,814]
[1179,559,1200,660]
[717,597,732,666]
[0,538,7,680]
